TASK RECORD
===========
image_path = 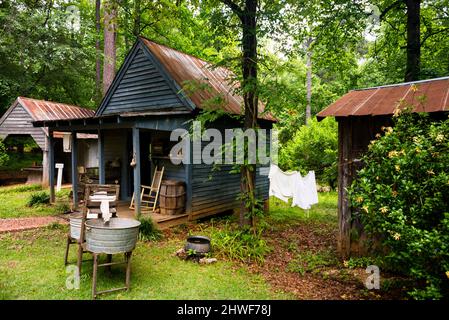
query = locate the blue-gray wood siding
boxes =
[190,131,270,218]
[101,47,188,115]
[0,103,46,149]
[157,159,186,182]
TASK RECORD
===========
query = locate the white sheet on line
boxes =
[269,164,318,210]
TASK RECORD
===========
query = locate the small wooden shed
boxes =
[34,37,275,227]
[0,97,96,185]
[317,76,449,258]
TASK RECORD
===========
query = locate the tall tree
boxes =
[379,0,422,81]
[220,0,259,227]
[103,0,118,95]
[95,0,102,102]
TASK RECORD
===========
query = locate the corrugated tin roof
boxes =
[141,37,276,122]
[317,76,449,119]
[18,97,95,121]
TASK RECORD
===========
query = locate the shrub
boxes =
[349,112,449,299]
[138,217,162,241]
[207,222,271,264]
[280,117,338,188]
[27,191,50,207]
[0,139,9,167]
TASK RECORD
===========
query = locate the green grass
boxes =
[0,185,71,218]
[267,192,338,226]
[0,227,291,300]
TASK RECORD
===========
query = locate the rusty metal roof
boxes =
[317,76,449,119]
[141,37,276,122]
[18,97,95,121]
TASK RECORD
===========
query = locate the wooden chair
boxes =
[64,184,120,274]
[130,166,164,212]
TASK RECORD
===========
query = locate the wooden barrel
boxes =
[159,180,186,215]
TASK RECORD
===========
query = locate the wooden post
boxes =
[185,140,192,217]
[98,129,105,184]
[42,136,49,188]
[48,132,55,203]
[71,132,78,209]
[132,127,141,217]
[120,130,129,200]
[337,118,352,258]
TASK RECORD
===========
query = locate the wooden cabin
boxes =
[0,97,96,185]
[33,37,275,228]
[317,76,449,258]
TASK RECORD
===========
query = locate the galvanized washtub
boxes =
[85,218,141,254]
[69,212,83,240]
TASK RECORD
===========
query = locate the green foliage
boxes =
[280,117,338,188]
[27,191,50,207]
[138,216,162,242]
[287,249,338,275]
[0,139,9,167]
[0,152,42,171]
[206,222,271,264]
[349,111,449,299]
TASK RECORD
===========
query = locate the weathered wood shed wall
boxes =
[318,76,449,258]
[0,100,47,149]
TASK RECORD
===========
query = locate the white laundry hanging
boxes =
[291,171,319,210]
[269,164,318,210]
[268,164,299,202]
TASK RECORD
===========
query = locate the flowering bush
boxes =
[349,112,449,299]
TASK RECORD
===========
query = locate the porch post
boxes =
[120,131,129,200]
[42,138,49,188]
[48,132,55,203]
[132,127,141,216]
[71,132,78,209]
[98,129,105,184]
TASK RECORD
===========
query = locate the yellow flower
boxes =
[380,207,388,214]
[411,84,418,92]
[427,169,435,175]
[395,165,401,172]
[356,196,364,203]
[446,271,449,279]
[343,260,349,268]
[392,190,398,197]
[415,148,421,153]
[362,206,369,213]
[393,233,401,241]
[436,134,445,142]
[375,133,381,138]
[386,127,393,133]
[388,150,398,158]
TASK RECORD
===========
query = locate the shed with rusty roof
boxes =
[0,97,96,185]
[317,76,449,257]
[34,37,275,228]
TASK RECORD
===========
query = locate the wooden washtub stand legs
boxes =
[91,251,133,299]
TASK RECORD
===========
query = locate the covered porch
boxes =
[36,113,193,229]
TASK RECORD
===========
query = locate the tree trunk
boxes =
[95,0,102,102]
[133,0,141,37]
[305,37,313,125]
[405,0,421,82]
[239,0,258,227]
[103,0,117,95]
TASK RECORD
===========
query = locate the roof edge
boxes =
[352,76,449,92]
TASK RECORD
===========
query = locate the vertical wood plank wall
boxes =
[337,116,391,258]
